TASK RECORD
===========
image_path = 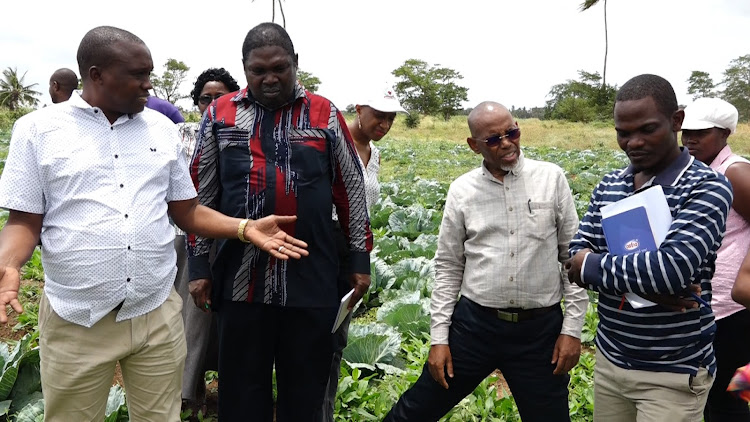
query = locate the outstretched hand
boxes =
[0,266,23,324]
[244,215,309,260]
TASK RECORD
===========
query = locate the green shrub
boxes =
[404,113,420,129]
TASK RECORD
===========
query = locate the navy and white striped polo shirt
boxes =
[570,148,733,376]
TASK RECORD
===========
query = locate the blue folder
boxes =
[601,206,658,255]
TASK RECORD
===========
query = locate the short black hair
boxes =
[616,74,678,119]
[241,23,296,63]
[190,68,241,106]
[77,26,144,81]
[51,68,79,91]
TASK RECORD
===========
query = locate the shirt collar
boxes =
[709,144,733,170]
[68,92,140,124]
[480,150,526,183]
[618,147,693,187]
[233,81,308,109]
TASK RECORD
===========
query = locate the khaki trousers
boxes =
[593,349,713,422]
[39,287,186,422]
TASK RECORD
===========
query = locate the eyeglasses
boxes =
[198,94,224,105]
[476,128,521,147]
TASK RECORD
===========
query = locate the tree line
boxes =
[3,54,750,124]
[686,55,750,121]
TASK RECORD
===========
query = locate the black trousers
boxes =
[383,297,570,422]
[705,309,750,422]
[216,301,337,422]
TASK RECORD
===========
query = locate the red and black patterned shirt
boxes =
[187,83,372,308]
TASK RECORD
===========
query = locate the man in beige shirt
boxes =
[384,101,588,422]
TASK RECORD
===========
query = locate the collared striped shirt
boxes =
[187,84,372,308]
[570,148,733,376]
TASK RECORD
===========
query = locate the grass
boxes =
[376,114,750,161]
[361,115,750,184]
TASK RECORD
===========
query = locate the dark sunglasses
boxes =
[198,94,224,105]
[476,128,521,147]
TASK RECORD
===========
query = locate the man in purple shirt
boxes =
[145,95,184,123]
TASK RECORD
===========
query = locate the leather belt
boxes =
[482,303,559,323]
[113,301,124,311]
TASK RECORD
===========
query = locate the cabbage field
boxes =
[0,125,634,420]
[331,144,628,421]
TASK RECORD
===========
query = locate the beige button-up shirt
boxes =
[430,152,588,344]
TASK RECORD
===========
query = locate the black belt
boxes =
[476,301,559,323]
[113,301,124,311]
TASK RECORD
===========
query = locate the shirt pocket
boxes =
[217,127,252,183]
[525,200,556,240]
[289,130,329,186]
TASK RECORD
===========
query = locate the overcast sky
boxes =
[2,0,749,112]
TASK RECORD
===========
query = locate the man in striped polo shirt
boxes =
[567,74,733,421]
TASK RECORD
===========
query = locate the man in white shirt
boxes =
[0,26,307,422]
[48,68,78,104]
[384,101,588,422]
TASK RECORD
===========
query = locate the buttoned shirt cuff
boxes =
[350,251,371,275]
[582,252,601,288]
[188,254,212,281]
[430,325,450,345]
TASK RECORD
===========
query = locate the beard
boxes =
[499,151,522,172]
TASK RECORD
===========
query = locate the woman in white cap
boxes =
[682,97,750,422]
[317,89,407,422]
[347,88,407,211]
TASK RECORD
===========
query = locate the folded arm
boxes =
[572,178,732,296]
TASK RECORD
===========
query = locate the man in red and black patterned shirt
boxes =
[186,22,372,421]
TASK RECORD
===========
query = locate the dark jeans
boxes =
[705,309,750,422]
[216,301,336,422]
[383,297,571,422]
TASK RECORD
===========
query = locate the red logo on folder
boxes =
[624,240,640,251]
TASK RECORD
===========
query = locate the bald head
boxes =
[51,68,78,86]
[467,101,512,138]
[49,68,79,103]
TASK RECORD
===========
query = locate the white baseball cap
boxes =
[361,87,407,113]
[682,97,739,134]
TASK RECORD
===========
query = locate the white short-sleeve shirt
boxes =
[0,93,197,327]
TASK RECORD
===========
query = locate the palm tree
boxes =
[0,67,40,110]
[580,0,608,88]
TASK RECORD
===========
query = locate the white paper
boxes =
[601,185,672,245]
[601,185,673,308]
[624,293,656,309]
[332,289,355,333]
